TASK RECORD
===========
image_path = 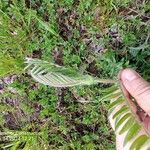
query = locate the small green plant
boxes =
[0,130,49,150]
[0,54,24,77]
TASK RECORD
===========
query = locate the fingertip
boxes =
[118,69,131,100]
[120,68,140,82]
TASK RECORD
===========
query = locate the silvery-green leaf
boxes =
[25,58,115,87]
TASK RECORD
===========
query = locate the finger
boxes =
[118,70,131,100]
[118,70,137,114]
[120,68,150,115]
[143,115,150,135]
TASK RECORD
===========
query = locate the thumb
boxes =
[121,69,150,115]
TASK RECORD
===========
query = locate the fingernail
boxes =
[122,69,139,81]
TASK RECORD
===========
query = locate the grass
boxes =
[0,0,149,149]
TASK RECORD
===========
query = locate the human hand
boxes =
[120,69,150,116]
[109,69,150,150]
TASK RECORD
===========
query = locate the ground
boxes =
[0,0,150,149]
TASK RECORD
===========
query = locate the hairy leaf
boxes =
[25,58,115,87]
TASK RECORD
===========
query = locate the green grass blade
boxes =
[36,18,58,37]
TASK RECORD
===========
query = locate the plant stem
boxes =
[95,79,116,84]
